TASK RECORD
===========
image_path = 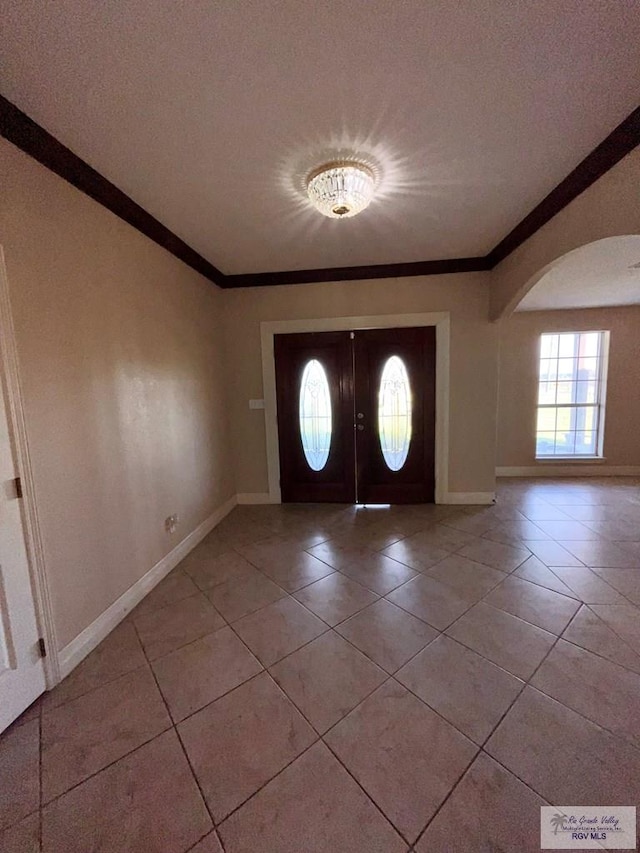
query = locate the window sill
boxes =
[534,456,606,463]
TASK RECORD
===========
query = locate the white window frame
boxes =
[535,329,610,460]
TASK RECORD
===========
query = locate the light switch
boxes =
[249,399,265,410]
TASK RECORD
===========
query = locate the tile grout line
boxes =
[37,722,175,812]
[38,659,151,715]
[38,661,173,791]
[213,738,322,835]
[130,618,222,851]
[406,744,480,850]
[36,618,160,714]
[321,708,422,848]
[411,612,567,849]
[547,563,640,610]
[506,566,581,600]
[559,606,640,678]
[0,806,41,840]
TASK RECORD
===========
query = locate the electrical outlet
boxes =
[165,514,179,534]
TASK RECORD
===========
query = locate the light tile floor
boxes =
[2,478,640,852]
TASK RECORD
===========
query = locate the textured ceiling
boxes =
[2,0,640,275]
[517,237,640,311]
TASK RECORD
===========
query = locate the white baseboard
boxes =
[238,490,500,506]
[236,492,276,505]
[57,494,237,680]
[496,466,640,477]
[442,492,496,505]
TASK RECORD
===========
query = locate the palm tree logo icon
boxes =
[550,813,567,835]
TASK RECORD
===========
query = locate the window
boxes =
[378,355,412,471]
[299,359,332,471]
[536,331,608,458]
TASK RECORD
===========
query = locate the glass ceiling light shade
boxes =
[306,161,376,218]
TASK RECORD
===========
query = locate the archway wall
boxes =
[489,146,640,320]
[496,304,640,473]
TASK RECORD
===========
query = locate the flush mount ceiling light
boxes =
[306,160,376,219]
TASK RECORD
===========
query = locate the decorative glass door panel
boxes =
[299,359,332,471]
[378,355,412,472]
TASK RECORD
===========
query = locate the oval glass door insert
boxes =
[378,355,412,471]
[299,359,332,471]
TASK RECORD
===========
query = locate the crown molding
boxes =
[223,256,490,288]
[486,105,640,267]
[0,95,225,287]
[2,94,639,289]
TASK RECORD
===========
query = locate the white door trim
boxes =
[260,312,450,504]
[0,248,59,686]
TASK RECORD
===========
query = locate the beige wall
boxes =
[223,273,498,497]
[496,306,640,468]
[490,147,640,320]
[0,140,234,649]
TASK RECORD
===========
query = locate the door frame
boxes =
[261,312,450,504]
[0,248,59,687]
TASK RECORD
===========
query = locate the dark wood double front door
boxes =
[274,327,435,504]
